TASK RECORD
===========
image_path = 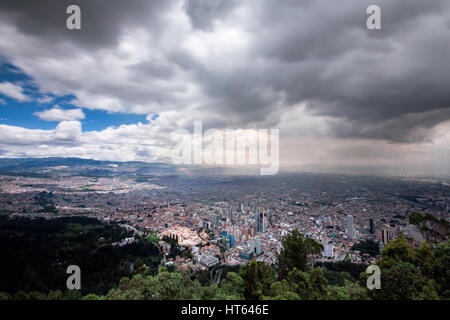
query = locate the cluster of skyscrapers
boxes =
[221,231,235,248]
[254,209,265,233]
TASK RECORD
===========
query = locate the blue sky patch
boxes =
[0,59,150,131]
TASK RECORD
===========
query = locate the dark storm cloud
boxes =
[183,0,238,30]
[179,0,450,141]
[0,0,174,49]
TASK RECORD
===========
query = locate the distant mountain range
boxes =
[1,157,449,181]
[0,157,180,177]
[0,157,260,178]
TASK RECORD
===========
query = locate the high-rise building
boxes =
[215,213,221,225]
[249,239,255,254]
[324,242,334,258]
[256,238,262,255]
[259,211,265,233]
[232,228,241,241]
[382,226,389,245]
[222,230,228,245]
[229,208,233,224]
[239,203,244,212]
[369,218,374,234]
[347,215,354,240]
[229,234,235,247]
[254,209,260,232]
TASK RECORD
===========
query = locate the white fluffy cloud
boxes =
[36,95,54,104]
[34,106,85,121]
[0,81,30,102]
[53,121,83,141]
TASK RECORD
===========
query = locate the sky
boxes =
[0,0,449,176]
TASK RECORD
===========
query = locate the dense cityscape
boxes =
[1,158,448,279]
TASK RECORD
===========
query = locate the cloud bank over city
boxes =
[0,0,449,176]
